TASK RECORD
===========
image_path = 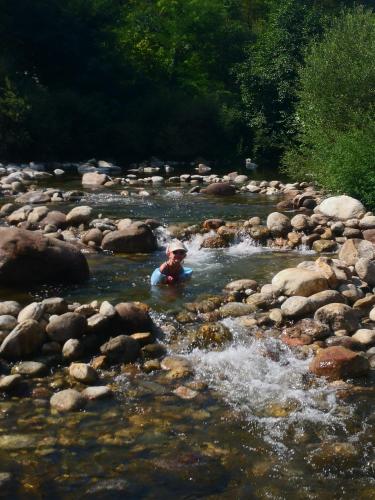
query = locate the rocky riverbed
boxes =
[0,159,374,498]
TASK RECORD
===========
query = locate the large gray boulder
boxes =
[101,222,157,253]
[0,320,45,360]
[315,196,365,220]
[0,228,89,286]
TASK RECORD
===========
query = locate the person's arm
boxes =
[159,262,169,275]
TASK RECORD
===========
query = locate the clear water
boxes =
[0,177,374,498]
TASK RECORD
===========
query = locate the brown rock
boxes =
[101,222,157,253]
[338,239,375,266]
[201,183,236,196]
[115,302,152,333]
[309,346,369,380]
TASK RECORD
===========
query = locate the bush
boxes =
[283,7,375,207]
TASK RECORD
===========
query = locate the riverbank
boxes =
[0,160,374,498]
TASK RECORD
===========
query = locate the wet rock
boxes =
[161,356,193,373]
[281,296,311,318]
[0,374,22,392]
[202,219,225,230]
[173,386,198,399]
[0,434,39,450]
[325,336,360,350]
[82,385,112,400]
[355,258,375,286]
[17,302,45,322]
[115,301,152,333]
[224,279,258,293]
[309,346,369,380]
[143,359,161,372]
[283,318,330,340]
[200,234,228,248]
[12,361,48,378]
[66,206,93,226]
[338,238,375,266]
[314,303,359,333]
[312,239,337,253]
[202,182,236,196]
[50,389,86,412]
[272,268,328,297]
[69,363,98,384]
[190,322,232,348]
[0,301,21,317]
[0,320,45,360]
[141,343,167,360]
[82,172,108,187]
[219,302,255,317]
[91,355,108,370]
[101,222,157,253]
[0,227,89,285]
[130,332,154,346]
[100,335,140,363]
[351,329,375,346]
[308,442,360,471]
[84,479,131,497]
[248,225,270,241]
[46,312,87,343]
[315,195,365,220]
[266,212,291,237]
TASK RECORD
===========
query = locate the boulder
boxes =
[315,196,365,220]
[308,290,346,312]
[101,222,157,253]
[42,297,68,315]
[0,320,45,360]
[272,268,328,297]
[82,228,103,246]
[266,212,291,237]
[46,313,87,343]
[201,183,236,196]
[82,172,108,187]
[0,228,89,286]
[0,301,21,317]
[355,258,375,286]
[114,302,152,333]
[100,335,140,363]
[66,206,93,226]
[309,346,369,380]
[50,389,86,412]
[338,238,375,266]
[314,303,359,333]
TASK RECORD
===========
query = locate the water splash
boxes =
[186,318,350,453]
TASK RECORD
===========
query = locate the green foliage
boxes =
[235,0,329,163]
[283,7,375,208]
[0,78,30,157]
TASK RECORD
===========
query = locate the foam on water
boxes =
[186,318,350,453]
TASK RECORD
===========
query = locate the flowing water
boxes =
[0,178,374,498]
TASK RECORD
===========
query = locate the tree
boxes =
[283,7,375,208]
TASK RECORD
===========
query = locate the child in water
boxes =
[151,240,193,285]
[159,241,188,284]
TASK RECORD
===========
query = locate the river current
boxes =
[0,178,374,498]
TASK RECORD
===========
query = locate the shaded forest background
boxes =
[0,0,374,200]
